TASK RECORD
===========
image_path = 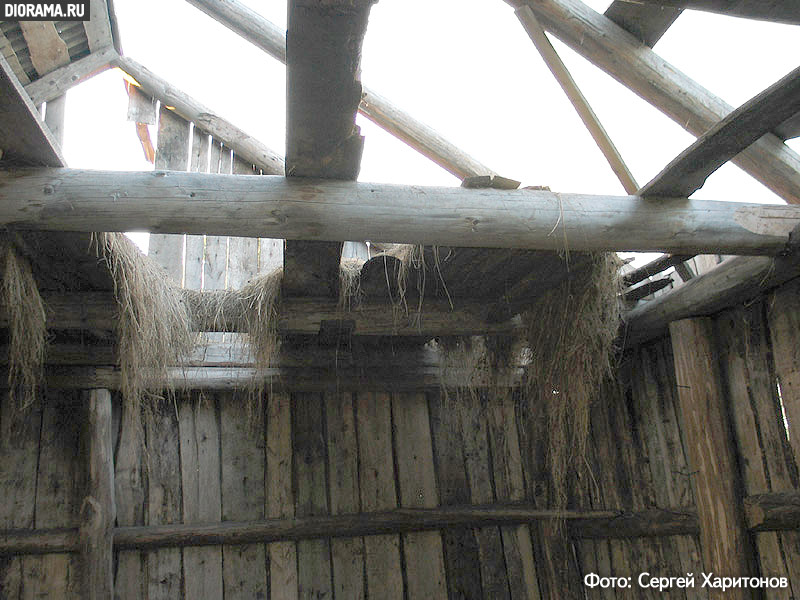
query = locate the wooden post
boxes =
[669,319,759,592]
[80,388,115,599]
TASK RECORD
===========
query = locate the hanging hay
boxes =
[1,240,47,410]
[95,233,194,409]
[339,258,364,310]
[520,252,622,512]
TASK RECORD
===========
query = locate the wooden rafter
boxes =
[615,0,800,25]
[604,0,681,46]
[24,46,117,105]
[640,65,800,198]
[507,0,800,204]
[1,169,800,255]
[0,54,65,166]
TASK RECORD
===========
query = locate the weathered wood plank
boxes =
[392,392,448,600]
[0,29,30,84]
[427,391,484,600]
[293,392,333,600]
[145,401,183,599]
[616,0,800,24]
[640,65,800,198]
[44,94,66,148]
[325,392,365,599]
[0,54,65,166]
[115,56,283,175]
[4,169,800,255]
[179,395,223,600]
[18,22,70,76]
[24,46,117,106]
[511,0,800,204]
[604,1,681,46]
[228,156,261,289]
[0,393,42,598]
[669,318,758,595]
[220,392,268,599]
[356,392,404,600]
[266,392,298,600]
[84,0,115,51]
[185,126,210,289]
[80,389,115,600]
[149,106,191,284]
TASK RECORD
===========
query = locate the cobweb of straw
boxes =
[1,241,47,410]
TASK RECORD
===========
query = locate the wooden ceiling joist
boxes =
[184,0,498,180]
[0,54,65,166]
[640,65,800,198]
[283,0,377,298]
[115,55,284,175]
[604,1,681,46]
[615,0,800,25]
[2,169,800,255]
[508,0,800,205]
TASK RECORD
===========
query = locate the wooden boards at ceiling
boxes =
[283,0,376,298]
[0,53,65,166]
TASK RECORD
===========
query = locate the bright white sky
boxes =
[58,0,800,261]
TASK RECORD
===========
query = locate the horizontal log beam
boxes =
[24,46,117,106]
[640,65,800,198]
[510,0,800,204]
[114,55,284,175]
[616,0,800,25]
[623,254,800,346]
[183,0,497,180]
[2,491,799,556]
[2,169,799,255]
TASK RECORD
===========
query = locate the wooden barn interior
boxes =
[1,0,800,598]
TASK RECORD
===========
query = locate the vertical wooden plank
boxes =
[146,401,183,599]
[428,390,484,600]
[488,397,541,600]
[392,392,448,600]
[0,392,42,598]
[114,399,147,600]
[81,389,115,600]
[356,392,403,600]
[25,391,83,599]
[44,94,66,147]
[228,156,261,289]
[669,318,759,595]
[220,392,268,599]
[326,392,365,600]
[294,392,333,600]
[179,394,223,600]
[267,391,298,600]
[718,303,800,597]
[149,106,190,284]
[769,278,800,466]
[259,238,283,274]
[184,127,210,290]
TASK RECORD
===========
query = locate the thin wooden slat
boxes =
[266,392,298,600]
[227,156,261,289]
[84,0,114,52]
[392,392,448,600]
[145,402,183,599]
[669,318,759,596]
[325,392,365,599]
[203,142,230,293]
[356,392,404,600]
[427,391,485,600]
[293,392,333,600]
[26,392,83,599]
[640,66,800,198]
[220,393,268,599]
[179,395,223,600]
[0,393,42,597]
[44,94,66,148]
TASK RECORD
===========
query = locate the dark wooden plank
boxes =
[293,392,333,600]
[0,53,65,166]
[284,0,376,297]
[616,0,800,25]
[640,65,800,198]
[622,254,694,286]
[604,1,681,46]
[775,112,800,141]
